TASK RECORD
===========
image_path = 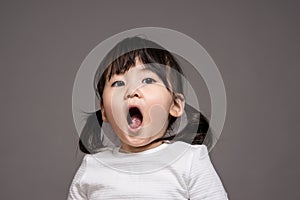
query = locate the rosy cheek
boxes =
[136,103,169,138]
[146,90,172,107]
[149,95,166,103]
[106,91,126,123]
[109,92,124,108]
[146,98,172,128]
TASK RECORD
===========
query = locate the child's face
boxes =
[100,59,184,151]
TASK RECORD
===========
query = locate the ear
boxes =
[169,93,185,117]
[100,102,108,122]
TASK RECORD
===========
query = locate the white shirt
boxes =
[68,141,228,199]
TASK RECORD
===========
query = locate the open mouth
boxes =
[127,107,143,130]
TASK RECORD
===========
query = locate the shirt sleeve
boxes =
[67,155,89,200]
[188,145,229,200]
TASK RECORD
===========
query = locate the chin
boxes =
[125,136,153,147]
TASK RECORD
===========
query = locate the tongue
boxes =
[129,115,142,129]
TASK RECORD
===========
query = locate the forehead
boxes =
[127,60,152,74]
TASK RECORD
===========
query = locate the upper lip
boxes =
[127,104,143,124]
[127,101,142,113]
[128,103,141,111]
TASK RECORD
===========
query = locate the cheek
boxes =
[103,90,125,121]
[145,88,173,108]
[143,90,173,121]
[147,99,171,122]
[142,96,173,137]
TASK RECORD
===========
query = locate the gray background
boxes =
[1,0,299,199]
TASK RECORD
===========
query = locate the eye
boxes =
[142,78,156,84]
[111,80,125,87]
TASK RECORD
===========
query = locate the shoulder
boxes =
[83,147,115,165]
[163,141,210,172]
[169,141,209,158]
[179,142,228,199]
[75,148,119,182]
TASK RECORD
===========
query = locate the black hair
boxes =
[79,36,213,154]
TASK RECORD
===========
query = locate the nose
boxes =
[124,87,142,100]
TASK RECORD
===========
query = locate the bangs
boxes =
[106,49,143,80]
[106,48,171,81]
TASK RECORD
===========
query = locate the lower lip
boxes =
[127,123,142,133]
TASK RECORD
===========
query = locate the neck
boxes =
[120,141,164,153]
